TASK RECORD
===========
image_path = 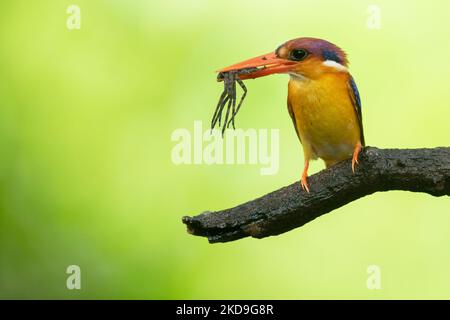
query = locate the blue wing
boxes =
[348,77,365,146]
[287,100,301,143]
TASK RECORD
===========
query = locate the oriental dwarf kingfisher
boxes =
[218,37,364,192]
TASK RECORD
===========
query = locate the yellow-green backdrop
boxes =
[1,0,450,299]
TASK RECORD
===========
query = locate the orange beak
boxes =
[217,52,296,81]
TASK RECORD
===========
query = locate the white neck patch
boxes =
[322,60,347,72]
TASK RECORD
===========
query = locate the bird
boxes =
[217,37,364,192]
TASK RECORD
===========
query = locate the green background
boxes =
[1,0,450,299]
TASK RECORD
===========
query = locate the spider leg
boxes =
[222,92,233,136]
[216,95,229,128]
[211,89,227,130]
[227,75,237,129]
[232,78,247,120]
[213,72,233,129]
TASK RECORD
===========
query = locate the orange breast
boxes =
[288,72,361,164]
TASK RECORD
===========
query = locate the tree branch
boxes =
[182,147,450,243]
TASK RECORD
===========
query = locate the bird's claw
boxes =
[301,174,310,193]
[352,142,363,173]
[352,157,358,173]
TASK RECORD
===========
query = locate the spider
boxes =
[211,67,258,136]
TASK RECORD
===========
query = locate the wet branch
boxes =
[182,147,450,243]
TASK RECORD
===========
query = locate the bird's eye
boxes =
[289,49,308,61]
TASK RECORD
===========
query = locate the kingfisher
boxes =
[218,37,364,192]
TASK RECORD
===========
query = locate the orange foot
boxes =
[352,142,363,173]
[301,159,310,193]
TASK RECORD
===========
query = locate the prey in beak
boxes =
[212,51,297,135]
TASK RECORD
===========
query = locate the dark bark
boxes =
[182,147,450,243]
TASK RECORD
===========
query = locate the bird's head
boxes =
[218,37,348,81]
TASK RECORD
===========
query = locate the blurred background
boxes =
[1,0,450,299]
